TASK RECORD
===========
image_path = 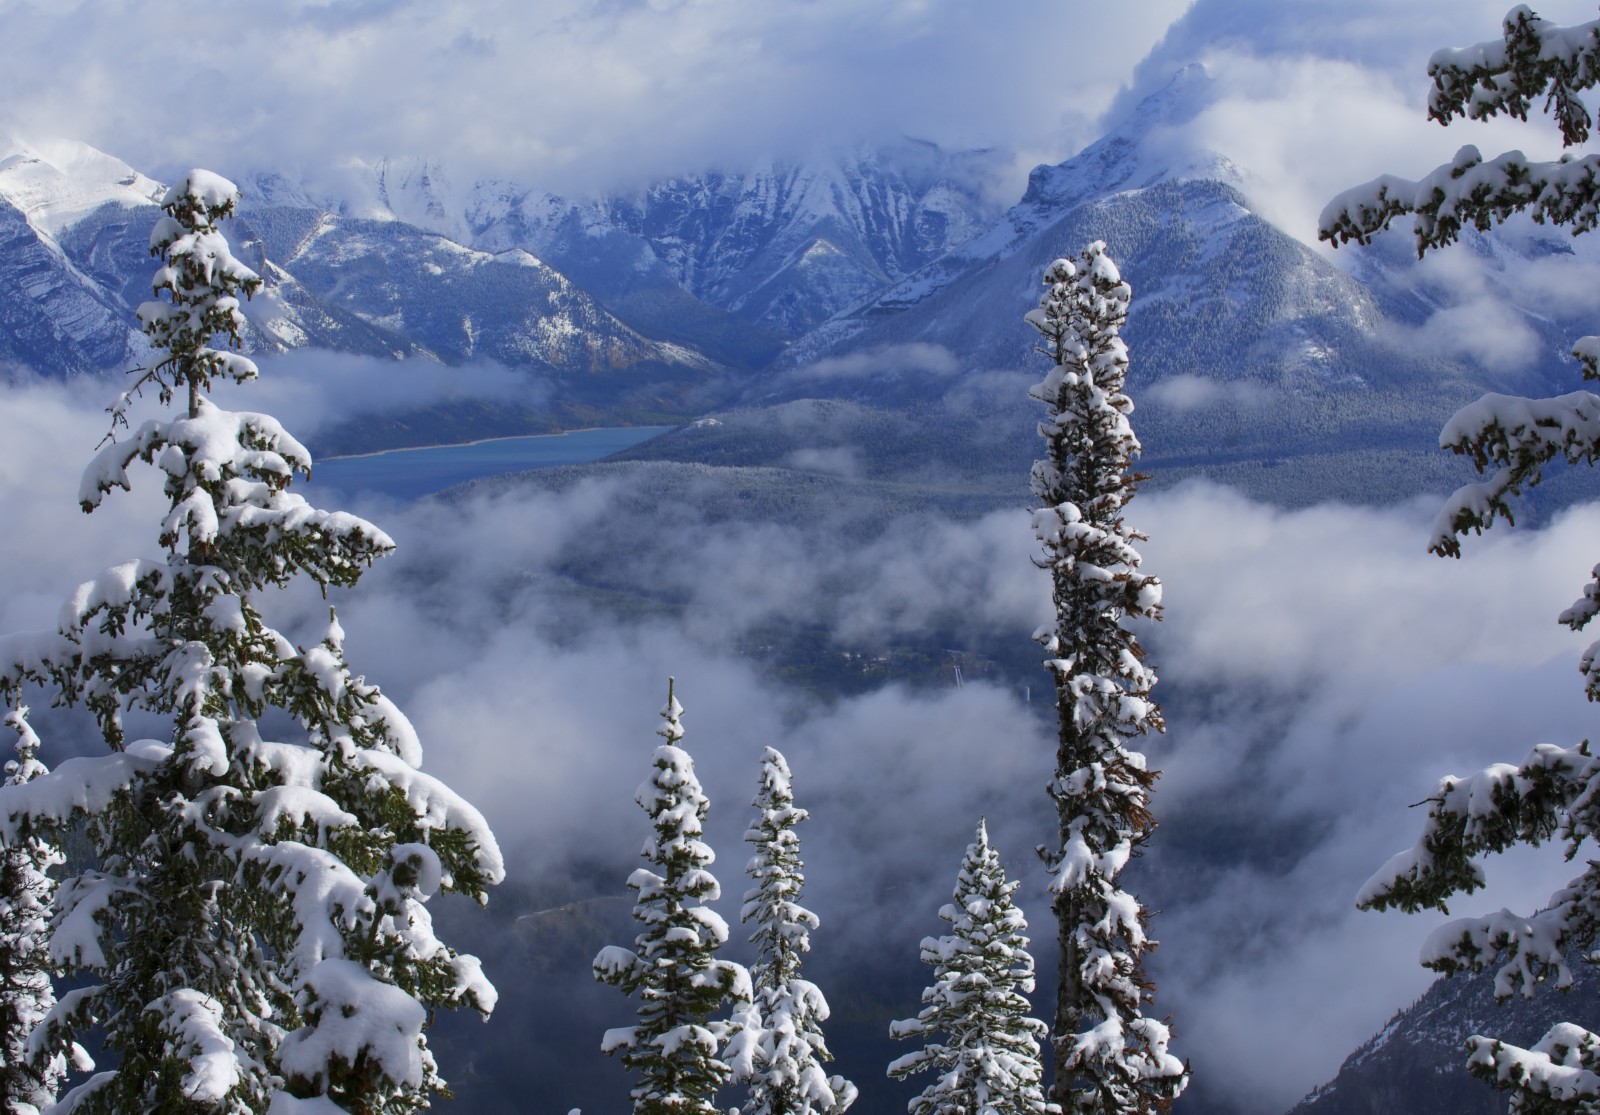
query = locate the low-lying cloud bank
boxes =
[3,375,1599,1112]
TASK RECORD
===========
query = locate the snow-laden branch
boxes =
[1428,6,1600,144]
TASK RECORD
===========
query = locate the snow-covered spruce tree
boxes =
[737,746,855,1115]
[0,171,502,1114]
[0,704,81,1115]
[594,680,752,1115]
[888,819,1057,1115]
[1320,8,1600,1111]
[1024,242,1185,1114]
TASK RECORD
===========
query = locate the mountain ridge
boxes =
[0,66,1592,499]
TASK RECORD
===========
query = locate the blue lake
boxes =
[305,426,671,500]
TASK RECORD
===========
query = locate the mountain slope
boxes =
[0,140,159,374]
[0,136,739,436]
[1290,957,1600,1115]
[607,66,1537,507]
[269,141,1004,346]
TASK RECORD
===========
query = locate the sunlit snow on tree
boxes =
[593,679,752,1115]
[1024,242,1186,1114]
[889,819,1057,1115]
[0,170,502,1115]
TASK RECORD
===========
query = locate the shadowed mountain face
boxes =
[267,140,1008,365]
[695,66,1508,509]
[1289,958,1600,1115]
[0,193,132,375]
[584,141,1005,334]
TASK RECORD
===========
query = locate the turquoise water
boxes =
[305,426,670,500]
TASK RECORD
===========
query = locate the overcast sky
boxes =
[0,0,1590,204]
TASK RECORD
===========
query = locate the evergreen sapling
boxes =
[737,746,855,1115]
[594,680,752,1115]
[888,819,1057,1115]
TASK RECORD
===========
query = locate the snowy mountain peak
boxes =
[241,157,535,253]
[0,134,162,235]
[777,62,1318,371]
[1122,62,1214,134]
[1021,64,1236,211]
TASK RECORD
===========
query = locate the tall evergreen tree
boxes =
[888,819,1057,1115]
[594,679,752,1115]
[738,746,855,1115]
[1024,242,1186,1113]
[0,171,502,1114]
[0,704,81,1115]
[1322,7,1600,1111]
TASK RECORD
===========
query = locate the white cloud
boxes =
[788,342,960,383]
[0,0,1192,196]
[208,350,545,441]
[1405,296,1544,372]
[1110,4,1600,381]
[783,446,862,478]
[1146,372,1270,411]
[11,358,1595,1113]
[308,459,1600,1112]
[0,375,166,634]
[1129,51,1532,250]
[1139,483,1600,1110]
[1369,221,1600,377]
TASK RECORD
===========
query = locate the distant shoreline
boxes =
[320,424,674,462]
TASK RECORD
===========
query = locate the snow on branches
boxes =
[888,820,1057,1115]
[1325,8,1600,1111]
[0,705,82,1115]
[133,169,263,417]
[594,680,752,1115]
[1025,242,1185,1113]
[1428,6,1600,144]
[1318,11,1600,571]
[738,746,855,1115]
[0,171,502,1114]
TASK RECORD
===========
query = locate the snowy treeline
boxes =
[594,684,856,1115]
[589,240,1185,1115]
[591,683,1075,1115]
